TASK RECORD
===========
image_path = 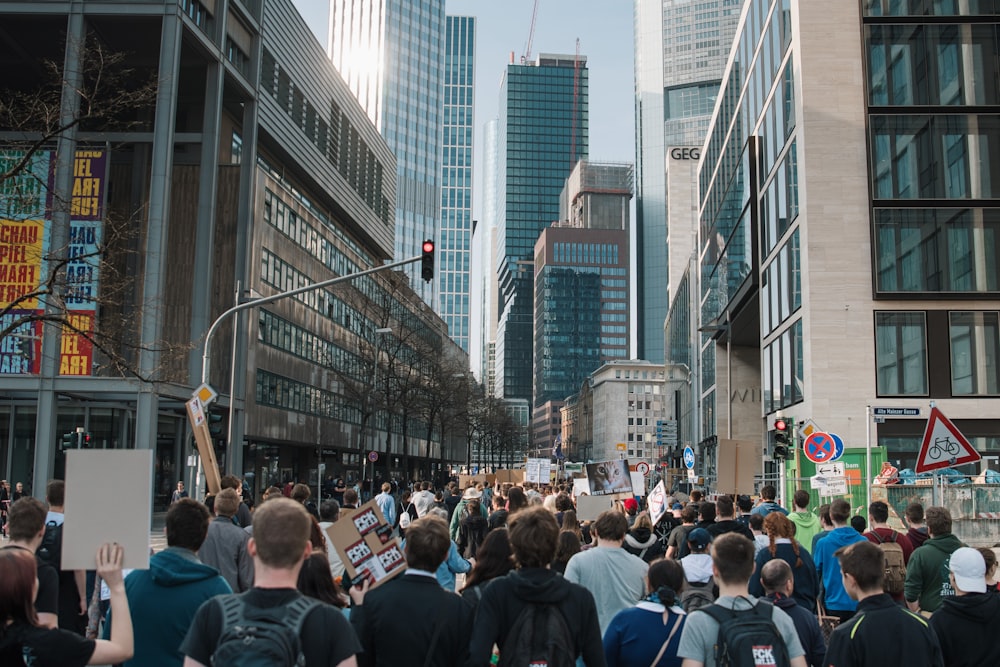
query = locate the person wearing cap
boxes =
[448,485,488,541]
[622,497,639,527]
[680,527,714,587]
[929,547,1000,666]
[824,541,942,667]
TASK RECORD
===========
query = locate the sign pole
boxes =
[865,404,872,512]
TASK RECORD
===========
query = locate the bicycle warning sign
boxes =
[914,406,981,473]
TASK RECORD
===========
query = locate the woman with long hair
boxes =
[560,509,583,542]
[297,552,348,611]
[0,544,133,666]
[506,486,529,517]
[748,511,819,612]
[460,528,514,607]
[603,558,687,667]
[551,530,582,574]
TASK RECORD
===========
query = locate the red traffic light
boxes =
[774,419,788,432]
[422,240,435,254]
[421,239,435,282]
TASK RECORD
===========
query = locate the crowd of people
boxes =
[1,475,998,666]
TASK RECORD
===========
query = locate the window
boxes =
[876,312,928,396]
[950,312,1000,396]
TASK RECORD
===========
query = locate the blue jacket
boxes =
[604,603,686,667]
[814,527,867,612]
[106,547,232,667]
[375,491,396,526]
[435,540,471,591]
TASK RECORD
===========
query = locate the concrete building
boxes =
[634,0,741,362]
[0,0,466,506]
[697,0,1000,489]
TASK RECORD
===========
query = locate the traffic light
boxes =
[61,432,76,450]
[82,432,92,448]
[421,239,435,282]
[773,417,790,459]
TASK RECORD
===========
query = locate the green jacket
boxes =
[788,510,822,552]
[904,532,964,612]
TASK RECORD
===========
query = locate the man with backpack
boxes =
[677,532,806,667]
[680,528,717,612]
[180,497,360,667]
[760,559,826,667]
[468,506,604,666]
[862,501,913,602]
[4,497,59,628]
[39,479,88,634]
[824,541,942,667]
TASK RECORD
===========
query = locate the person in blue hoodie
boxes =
[106,498,231,667]
[813,499,867,622]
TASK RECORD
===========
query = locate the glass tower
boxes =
[496,54,588,402]
[439,16,475,353]
[328,0,445,306]
[634,0,740,362]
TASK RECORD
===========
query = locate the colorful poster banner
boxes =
[0,219,47,309]
[0,310,42,375]
[0,150,51,220]
[70,150,107,220]
[60,311,95,376]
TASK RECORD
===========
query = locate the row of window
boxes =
[864,0,1000,16]
[255,370,360,424]
[552,242,621,265]
[257,310,366,382]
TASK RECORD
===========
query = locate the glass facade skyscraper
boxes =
[495,54,588,402]
[440,16,475,352]
[634,0,740,362]
[328,0,445,306]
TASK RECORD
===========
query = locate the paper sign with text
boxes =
[327,499,406,589]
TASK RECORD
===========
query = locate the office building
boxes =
[328,0,445,306]
[496,53,588,402]
[697,0,1000,485]
[634,0,740,362]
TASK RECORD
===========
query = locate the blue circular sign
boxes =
[368,451,379,463]
[683,446,695,469]
[829,433,845,462]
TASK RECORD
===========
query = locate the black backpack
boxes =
[498,603,575,667]
[699,600,791,667]
[211,593,320,667]
[36,520,62,571]
[681,579,718,612]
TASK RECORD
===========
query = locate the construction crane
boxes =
[521,0,540,64]
[570,37,581,172]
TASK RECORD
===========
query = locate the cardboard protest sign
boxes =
[630,471,646,497]
[576,494,614,521]
[62,450,152,570]
[585,459,633,496]
[494,469,525,485]
[647,480,669,526]
[327,499,406,589]
[572,478,590,499]
[525,458,551,484]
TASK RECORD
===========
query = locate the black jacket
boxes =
[466,567,606,667]
[929,592,1000,667]
[824,593,942,667]
[351,572,473,667]
[623,527,665,562]
[707,518,754,541]
[766,593,825,667]
[457,513,488,559]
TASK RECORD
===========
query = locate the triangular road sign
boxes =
[915,406,980,473]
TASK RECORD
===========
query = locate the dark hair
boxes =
[850,515,867,534]
[343,489,359,506]
[712,533,755,585]
[681,506,698,523]
[561,510,582,538]
[749,513,764,531]
[793,490,810,510]
[291,483,311,504]
[699,501,717,523]
[977,547,997,573]
[830,499,852,524]
[465,499,481,516]
[506,487,529,515]
[593,510,629,542]
[737,495,753,512]
[760,558,793,594]
[7,497,47,542]
[509,506,560,568]
[552,530,582,570]
[220,475,241,490]
[905,502,924,524]
[166,498,211,551]
[214,488,240,517]
[45,479,65,507]
[648,558,685,607]
[297,552,345,608]
[320,499,340,522]
[463,528,514,589]
[555,493,574,513]
[760,485,777,501]
[818,503,832,527]
[403,516,451,571]
[0,547,39,627]
[764,512,802,568]
[690,490,703,503]
[716,495,735,518]
[309,516,327,553]
[835,541,884,591]
[253,498,312,568]
[926,506,952,536]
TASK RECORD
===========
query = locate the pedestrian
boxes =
[760,559,825,667]
[108,498,231,667]
[428,507,472,591]
[412,481,436,518]
[170,481,188,505]
[467,506,605,666]
[787,490,822,549]
[904,506,964,614]
[342,488,359,510]
[749,512,819,613]
[0,543,134,666]
[978,546,999,592]
[751,484,789,517]
[444,483,462,520]
[706,495,754,541]
[862,500,913,603]
[198,488,254,593]
[603,558,688,667]
[928,547,1000,666]
[813,499,867,622]
[349,515,472,666]
[560,509,583,543]
[665,506,697,560]
[181,497,360,667]
[291,483,319,521]
[487,491,508,531]
[811,503,834,554]
[903,502,930,549]
[396,490,416,538]
[565,509,649,634]
[456,498,488,559]
[219,476,253,527]
[460,528,514,608]
[676,533,806,667]
[317,499,345,578]
[4,497,59,628]
[297,552,348,613]
[12,481,26,502]
[448,485,488,541]
[40,480,88,634]
[373,483,395,527]
[624,512,666,563]
[679,528,717,612]
[677,502,716,559]
[824,541,942,667]
[552,530,582,574]
[505,485,529,517]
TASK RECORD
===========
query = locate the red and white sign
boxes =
[914,406,980,473]
[635,461,651,476]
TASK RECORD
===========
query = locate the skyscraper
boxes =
[633,0,740,362]
[495,53,588,402]
[328,0,445,305]
[439,15,475,353]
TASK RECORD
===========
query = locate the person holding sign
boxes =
[0,542,134,666]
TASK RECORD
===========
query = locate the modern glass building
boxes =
[328,0,445,306]
[439,16,475,353]
[634,0,740,362]
[495,53,588,402]
[697,0,1000,487]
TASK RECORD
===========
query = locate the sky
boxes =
[290,0,637,223]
